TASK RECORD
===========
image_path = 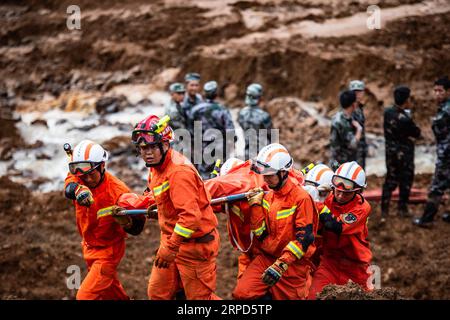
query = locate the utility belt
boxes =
[183,229,215,244]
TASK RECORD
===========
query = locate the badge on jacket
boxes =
[341,213,357,224]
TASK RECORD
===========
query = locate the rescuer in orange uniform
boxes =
[302,163,335,270]
[308,161,372,299]
[64,140,144,300]
[205,158,267,279]
[127,115,221,300]
[232,143,318,300]
[206,157,308,280]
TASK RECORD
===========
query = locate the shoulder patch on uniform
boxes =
[341,213,357,224]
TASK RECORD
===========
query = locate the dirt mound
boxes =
[0,92,26,160]
[0,177,80,299]
[266,97,331,165]
[317,280,405,300]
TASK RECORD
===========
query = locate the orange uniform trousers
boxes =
[308,255,370,299]
[147,229,221,300]
[233,254,312,300]
[76,240,129,300]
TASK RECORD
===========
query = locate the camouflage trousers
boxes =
[381,150,415,216]
[356,145,367,170]
[422,156,450,220]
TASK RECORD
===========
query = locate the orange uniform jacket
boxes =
[205,160,267,199]
[205,161,267,251]
[322,194,372,264]
[204,161,306,252]
[64,172,130,247]
[206,160,305,199]
[149,149,218,257]
[250,177,319,266]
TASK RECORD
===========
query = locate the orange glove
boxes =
[247,188,264,207]
[154,234,184,269]
[111,205,132,228]
[75,184,94,207]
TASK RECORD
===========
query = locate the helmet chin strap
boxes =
[145,143,169,168]
[270,171,288,191]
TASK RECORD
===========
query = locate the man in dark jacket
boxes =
[413,76,450,227]
[381,86,421,221]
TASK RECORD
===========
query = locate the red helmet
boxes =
[131,115,173,146]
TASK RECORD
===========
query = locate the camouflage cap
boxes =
[349,80,365,91]
[246,83,263,97]
[184,72,201,82]
[169,82,185,93]
[204,81,218,93]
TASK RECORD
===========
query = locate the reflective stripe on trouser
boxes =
[308,255,370,300]
[77,240,129,300]
[233,254,312,300]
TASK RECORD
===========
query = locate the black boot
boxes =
[412,202,437,228]
[442,212,450,223]
[380,199,389,224]
[398,204,411,218]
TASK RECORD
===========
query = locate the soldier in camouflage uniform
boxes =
[349,80,368,169]
[182,73,203,130]
[329,90,363,171]
[164,83,190,154]
[190,81,235,179]
[165,82,187,131]
[414,76,450,227]
[381,86,421,221]
[238,83,272,160]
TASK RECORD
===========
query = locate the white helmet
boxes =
[332,161,367,191]
[305,164,333,187]
[71,140,108,163]
[252,143,293,175]
[303,185,319,202]
[220,157,244,176]
[69,140,108,175]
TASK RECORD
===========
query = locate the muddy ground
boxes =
[0,0,449,299]
[0,173,449,300]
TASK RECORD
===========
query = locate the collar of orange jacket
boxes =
[273,175,295,196]
[152,147,173,172]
